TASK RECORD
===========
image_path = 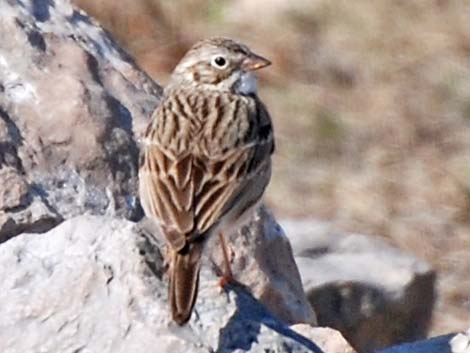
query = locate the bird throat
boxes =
[235,72,258,95]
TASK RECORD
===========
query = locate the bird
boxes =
[138,37,275,325]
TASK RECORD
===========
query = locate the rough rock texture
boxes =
[291,325,357,353]
[0,215,326,353]
[0,0,161,242]
[282,220,436,353]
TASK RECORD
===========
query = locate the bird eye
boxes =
[211,55,229,69]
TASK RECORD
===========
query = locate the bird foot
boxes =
[218,273,234,288]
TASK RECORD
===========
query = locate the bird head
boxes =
[170,37,271,95]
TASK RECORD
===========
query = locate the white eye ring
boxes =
[211,55,229,69]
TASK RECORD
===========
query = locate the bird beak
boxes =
[242,53,271,71]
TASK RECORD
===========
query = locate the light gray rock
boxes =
[281,220,436,353]
[212,207,317,325]
[290,325,357,353]
[450,330,470,353]
[0,215,325,353]
[0,0,161,241]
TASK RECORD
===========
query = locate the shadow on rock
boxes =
[217,284,324,353]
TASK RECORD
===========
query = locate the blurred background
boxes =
[73,0,469,336]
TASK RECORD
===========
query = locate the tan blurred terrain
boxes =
[74,0,470,334]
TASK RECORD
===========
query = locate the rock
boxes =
[139,205,316,327]
[0,215,324,353]
[291,325,357,353]
[282,220,436,353]
[0,167,29,210]
[212,206,317,325]
[0,0,161,242]
[450,330,470,353]
[0,165,60,238]
[377,333,456,353]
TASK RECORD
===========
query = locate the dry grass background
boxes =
[74,0,470,335]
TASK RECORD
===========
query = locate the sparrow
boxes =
[139,37,274,325]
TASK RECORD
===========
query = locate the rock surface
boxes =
[0,214,333,353]
[450,329,470,353]
[291,325,357,353]
[0,0,161,242]
[282,220,436,353]
[377,333,457,353]
[212,207,316,325]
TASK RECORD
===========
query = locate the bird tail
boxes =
[169,242,203,325]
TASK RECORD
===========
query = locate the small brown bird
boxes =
[139,37,274,325]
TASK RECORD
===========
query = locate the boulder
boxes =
[377,333,457,353]
[0,0,161,242]
[0,214,334,353]
[282,220,436,353]
[211,207,317,325]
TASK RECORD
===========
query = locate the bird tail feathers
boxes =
[169,242,203,325]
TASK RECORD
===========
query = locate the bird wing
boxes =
[139,91,274,252]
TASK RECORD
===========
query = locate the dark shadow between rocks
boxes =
[0,214,61,244]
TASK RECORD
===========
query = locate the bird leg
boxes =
[218,232,233,287]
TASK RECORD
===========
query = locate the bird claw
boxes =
[218,273,234,288]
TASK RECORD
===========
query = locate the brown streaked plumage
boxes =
[139,37,274,325]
